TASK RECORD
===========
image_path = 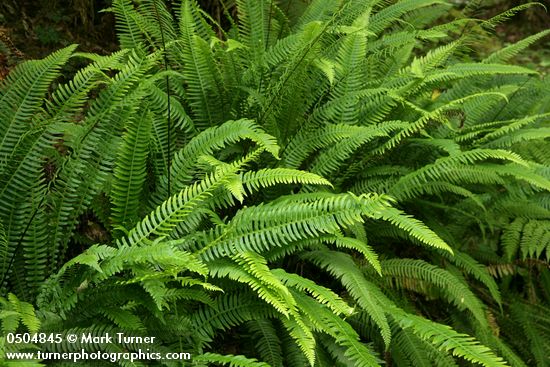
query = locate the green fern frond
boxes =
[481,3,545,29]
[308,122,406,177]
[211,252,296,317]
[0,45,76,157]
[246,319,284,367]
[0,45,77,295]
[45,50,158,274]
[241,168,332,193]
[100,307,144,332]
[483,30,550,64]
[121,168,238,247]
[177,0,226,128]
[47,50,129,121]
[510,301,550,367]
[236,0,280,65]
[302,250,392,347]
[294,291,382,367]
[135,0,178,48]
[110,104,153,234]
[273,268,354,316]
[331,236,382,275]
[110,0,146,50]
[146,80,194,132]
[194,353,271,367]
[471,113,550,146]
[152,118,279,205]
[0,294,41,334]
[391,308,507,367]
[378,206,453,253]
[192,292,276,343]
[382,258,488,326]
[440,250,502,307]
[281,313,317,366]
[388,149,532,201]
[282,122,398,169]
[391,326,459,367]
[369,0,446,35]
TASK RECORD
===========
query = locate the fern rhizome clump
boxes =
[1,0,549,366]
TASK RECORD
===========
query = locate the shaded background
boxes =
[0,0,549,77]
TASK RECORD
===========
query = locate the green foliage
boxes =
[0,0,549,366]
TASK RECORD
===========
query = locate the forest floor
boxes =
[1,0,549,79]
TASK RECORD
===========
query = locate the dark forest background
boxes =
[1,1,549,60]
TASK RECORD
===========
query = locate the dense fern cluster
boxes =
[1,0,549,366]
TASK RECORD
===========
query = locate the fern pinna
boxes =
[0,0,549,366]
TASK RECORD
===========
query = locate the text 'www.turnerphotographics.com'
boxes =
[4,332,192,363]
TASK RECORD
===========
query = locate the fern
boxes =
[1,0,549,366]
[391,308,507,367]
[381,258,488,326]
[110,103,153,234]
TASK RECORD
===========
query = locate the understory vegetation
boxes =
[1,0,550,366]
